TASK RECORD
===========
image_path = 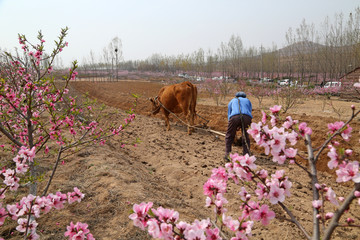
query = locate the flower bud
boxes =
[325,212,334,220]
[354,191,360,198]
[346,218,355,224]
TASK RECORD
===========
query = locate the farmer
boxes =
[225,91,253,160]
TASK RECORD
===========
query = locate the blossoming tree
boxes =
[0,28,135,239]
[130,102,360,239]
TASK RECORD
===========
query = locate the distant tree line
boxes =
[77,7,360,85]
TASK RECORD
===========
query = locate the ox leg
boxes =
[183,109,193,135]
[164,112,171,131]
[189,112,195,134]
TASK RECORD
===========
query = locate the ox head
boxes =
[149,96,161,115]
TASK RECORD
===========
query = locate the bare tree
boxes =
[227,35,243,80]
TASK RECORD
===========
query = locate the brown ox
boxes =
[150,81,197,134]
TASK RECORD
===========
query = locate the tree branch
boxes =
[314,109,360,162]
[41,146,63,197]
[323,183,360,240]
[305,134,320,240]
[0,122,23,147]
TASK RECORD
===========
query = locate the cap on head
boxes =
[235,91,246,98]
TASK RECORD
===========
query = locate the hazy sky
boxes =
[0,0,359,66]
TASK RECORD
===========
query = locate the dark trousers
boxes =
[225,114,252,156]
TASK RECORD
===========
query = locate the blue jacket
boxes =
[228,97,253,120]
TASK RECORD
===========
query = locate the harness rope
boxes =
[152,96,216,134]
[151,96,254,158]
[151,96,161,114]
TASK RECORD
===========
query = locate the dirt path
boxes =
[3,80,359,239]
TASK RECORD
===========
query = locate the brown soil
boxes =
[2,80,360,240]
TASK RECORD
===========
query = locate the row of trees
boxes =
[74,7,360,86]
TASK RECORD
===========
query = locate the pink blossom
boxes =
[280,178,292,197]
[239,154,257,170]
[205,196,212,207]
[325,187,339,206]
[251,204,275,225]
[271,151,286,164]
[129,202,153,230]
[345,149,353,157]
[160,222,173,238]
[152,206,179,223]
[231,231,248,240]
[16,218,38,232]
[255,182,267,200]
[327,145,338,169]
[346,218,355,224]
[205,227,221,240]
[176,221,189,232]
[6,204,19,220]
[233,165,253,181]
[336,161,360,183]
[214,193,228,211]
[325,212,334,220]
[203,178,226,197]
[284,148,297,159]
[283,116,298,129]
[35,197,52,214]
[0,206,7,225]
[270,132,286,154]
[211,167,228,181]
[64,222,91,240]
[327,121,344,134]
[45,146,49,154]
[270,115,277,127]
[18,146,36,162]
[285,130,298,145]
[354,191,360,198]
[70,128,76,135]
[147,219,161,239]
[341,124,352,141]
[261,110,267,124]
[238,187,250,202]
[27,232,39,240]
[222,213,240,231]
[67,187,85,204]
[239,220,253,235]
[298,122,312,137]
[64,222,76,238]
[257,169,268,179]
[183,219,208,240]
[271,170,285,180]
[247,122,262,142]
[269,105,281,114]
[268,184,285,204]
[312,200,323,209]
[47,192,67,209]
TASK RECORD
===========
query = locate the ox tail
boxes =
[192,84,198,115]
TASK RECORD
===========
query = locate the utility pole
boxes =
[111,57,114,81]
[115,48,118,80]
[260,44,263,80]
